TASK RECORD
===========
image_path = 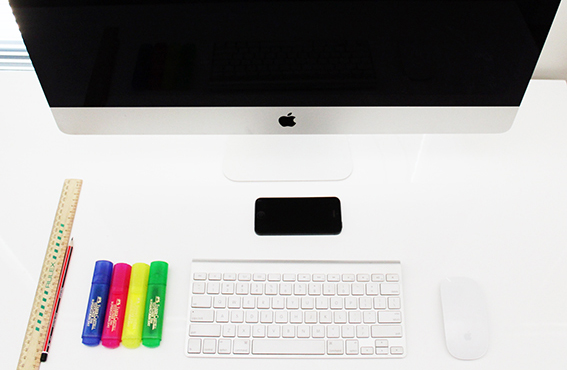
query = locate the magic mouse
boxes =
[440,277,489,360]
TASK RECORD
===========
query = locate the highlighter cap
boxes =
[148,261,168,285]
[129,263,150,292]
[110,263,132,293]
[92,260,113,285]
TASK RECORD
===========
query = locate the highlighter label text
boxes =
[147,296,161,330]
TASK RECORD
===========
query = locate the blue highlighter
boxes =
[82,260,113,346]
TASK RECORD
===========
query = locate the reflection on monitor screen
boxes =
[9,0,562,179]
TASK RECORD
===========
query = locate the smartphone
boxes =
[254,197,342,236]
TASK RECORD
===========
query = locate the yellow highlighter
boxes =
[122,263,150,348]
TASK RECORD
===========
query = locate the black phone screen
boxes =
[255,197,342,236]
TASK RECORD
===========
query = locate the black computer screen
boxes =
[10,1,561,108]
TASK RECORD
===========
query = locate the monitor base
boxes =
[222,135,353,182]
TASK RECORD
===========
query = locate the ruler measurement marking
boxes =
[17,179,82,370]
[35,222,66,332]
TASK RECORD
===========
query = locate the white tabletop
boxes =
[2,71,567,369]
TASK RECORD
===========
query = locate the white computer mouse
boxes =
[440,277,490,360]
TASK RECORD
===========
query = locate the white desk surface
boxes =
[2,71,567,369]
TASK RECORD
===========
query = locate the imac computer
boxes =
[9,0,562,180]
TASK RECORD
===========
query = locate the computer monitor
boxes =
[9,0,562,180]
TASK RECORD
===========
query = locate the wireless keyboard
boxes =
[186,260,406,358]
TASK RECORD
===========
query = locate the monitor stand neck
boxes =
[222,135,353,182]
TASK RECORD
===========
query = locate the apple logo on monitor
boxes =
[278,113,297,127]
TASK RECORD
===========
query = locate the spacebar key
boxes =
[252,339,325,355]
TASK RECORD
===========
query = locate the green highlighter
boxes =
[142,261,169,348]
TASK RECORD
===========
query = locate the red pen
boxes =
[101,263,131,348]
[41,238,74,361]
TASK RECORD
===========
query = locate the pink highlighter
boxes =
[101,263,131,348]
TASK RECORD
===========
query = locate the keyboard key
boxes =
[388,297,401,309]
[342,274,355,282]
[218,339,231,354]
[346,340,359,354]
[193,273,207,280]
[323,283,336,295]
[337,283,350,295]
[236,282,249,295]
[363,311,376,323]
[301,297,314,309]
[327,274,340,282]
[233,339,251,354]
[260,311,273,323]
[390,346,404,355]
[380,283,400,295]
[309,283,322,295]
[192,282,206,294]
[228,296,240,308]
[371,325,403,338]
[253,339,325,355]
[282,325,295,338]
[238,273,251,281]
[375,339,389,347]
[330,297,343,309]
[231,311,244,323]
[216,310,229,323]
[187,338,201,353]
[365,283,379,296]
[253,273,266,281]
[356,325,370,338]
[191,296,212,308]
[213,296,226,308]
[360,297,373,309]
[267,325,281,338]
[221,282,234,294]
[378,311,402,323]
[250,283,263,295]
[297,325,310,338]
[371,274,385,282]
[207,282,220,294]
[272,297,285,309]
[237,324,251,337]
[190,309,214,322]
[222,324,236,337]
[280,283,293,295]
[203,338,217,353]
[313,274,326,282]
[327,340,344,354]
[294,283,307,295]
[283,274,296,282]
[267,273,281,281]
[352,283,364,296]
[316,297,329,309]
[265,283,278,295]
[327,325,340,338]
[189,324,221,337]
[252,324,266,337]
[342,325,355,338]
[313,325,325,338]
[374,297,387,309]
[386,274,399,282]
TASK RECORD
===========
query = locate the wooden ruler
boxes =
[17,179,83,370]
